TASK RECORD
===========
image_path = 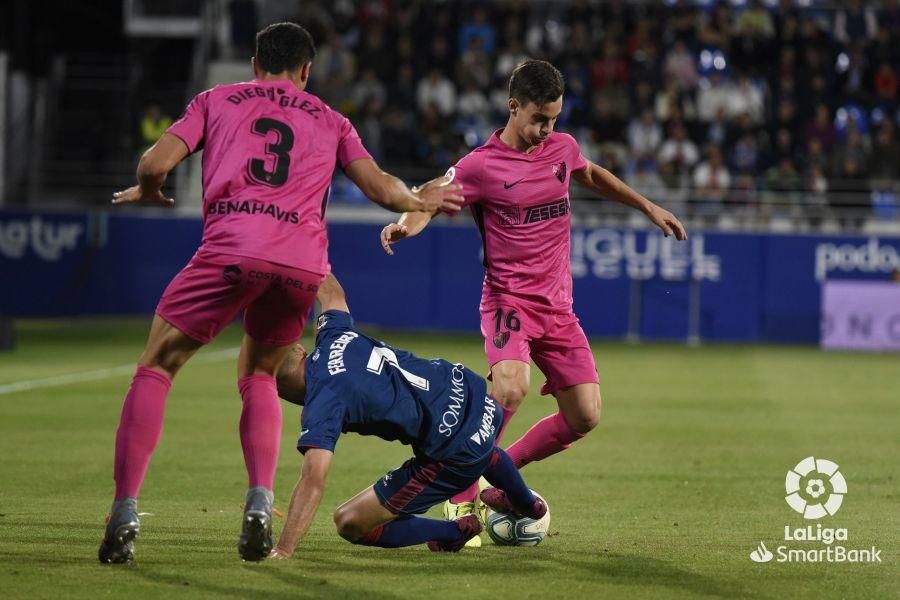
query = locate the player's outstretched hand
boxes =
[412,175,464,214]
[112,185,175,207]
[380,223,409,255]
[269,547,292,560]
[647,205,687,241]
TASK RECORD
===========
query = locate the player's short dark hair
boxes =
[508,60,564,107]
[255,23,316,74]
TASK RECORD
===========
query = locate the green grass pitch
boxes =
[0,319,897,599]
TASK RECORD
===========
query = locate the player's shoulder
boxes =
[549,130,580,150]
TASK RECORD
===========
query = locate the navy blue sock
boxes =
[483,447,536,510]
[356,515,462,548]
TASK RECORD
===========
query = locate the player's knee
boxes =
[493,372,528,409]
[564,391,601,434]
[138,349,190,378]
[494,384,527,410]
[333,507,363,542]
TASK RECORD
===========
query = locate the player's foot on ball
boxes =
[98,497,140,564]
[238,486,274,562]
[480,488,547,520]
[427,515,482,553]
[442,500,481,547]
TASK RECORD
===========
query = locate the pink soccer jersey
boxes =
[167,79,371,274]
[447,130,588,312]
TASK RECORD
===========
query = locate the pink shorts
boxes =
[156,249,322,346]
[480,301,599,396]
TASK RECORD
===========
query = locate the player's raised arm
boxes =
[271,448,333,558]
[572,160,687,241]
[316,273,350,313]
[112,132,189,206]
[344,159,463,214]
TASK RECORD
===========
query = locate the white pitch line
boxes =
[0,347,240,396]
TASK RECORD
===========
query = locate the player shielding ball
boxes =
[381,60,687,540]
[270,274,545,556]
[99,23,462,564]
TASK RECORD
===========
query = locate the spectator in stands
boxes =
[730,75,766,124]
[350,68,386,116]
[458,37,492,91]
[314,29,356,109]
[357,23,394,81]
[457,79,490,122]
[873,62,898,110]
[654,81,697,124]
[834,0,878,45]
[388,63,417,113]
[693,145,732,216]
[804,104,835,154]
[138,105,172,151]
[658,121,699,174]
[870,121,900,180]
[416,69,456,117]
[831,122,870,177]
[829,155,870,226]
[627,108,662,163]
[459,6,496,56]
[697,70,735,122]
[699,3,732,51]
[495,39,529,80]
[591,39,629,91]
[662,40,698,91]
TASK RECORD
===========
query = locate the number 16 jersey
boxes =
[167,78,371,274]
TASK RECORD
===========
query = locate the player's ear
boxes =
[251,56,260,78]
[299,62,312,85]
[508,97,519,115]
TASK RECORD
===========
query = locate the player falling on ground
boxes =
[381,60,687,542]
[270,274,546,557]
[98,23,462,564]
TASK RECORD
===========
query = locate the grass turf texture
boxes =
[0,319,896,599]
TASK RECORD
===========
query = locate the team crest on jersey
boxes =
[493,331,510,349]
[552,162,567,183]
[498,206,520,228]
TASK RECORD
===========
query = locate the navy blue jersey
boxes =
[298,311,500,462]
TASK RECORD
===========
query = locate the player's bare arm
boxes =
[379,174,455,254]
[380,210,438,255]
[270,448,333,558]
[112,133,189,206]
[344,159,463,215]
[572,160,687,241]
[316,273,350,313]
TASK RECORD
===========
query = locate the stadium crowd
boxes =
[224,0,900,222]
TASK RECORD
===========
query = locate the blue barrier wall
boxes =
[2,208,899,343]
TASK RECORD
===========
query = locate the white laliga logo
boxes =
[784,456,847,520]
[750,541,773,563]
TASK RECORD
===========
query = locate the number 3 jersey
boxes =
[298,310,502,462]
[166,79,371,274]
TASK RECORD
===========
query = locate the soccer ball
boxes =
[484,490,551,546]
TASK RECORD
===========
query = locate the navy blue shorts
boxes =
[373,451,493,516]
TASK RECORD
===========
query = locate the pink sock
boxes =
[238,374,282,490]
[450,403,517,504]
[114,367,171,500]
[506,411,585,469]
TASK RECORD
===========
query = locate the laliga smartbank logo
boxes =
[750,457,882,564]
[784,456,846,519]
